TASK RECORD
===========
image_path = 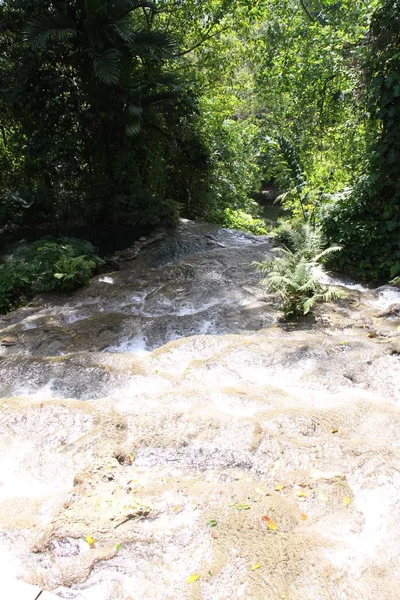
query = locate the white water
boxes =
[0,221,399,599]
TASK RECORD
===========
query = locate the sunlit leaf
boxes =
[235,503,251,510]
[86,535,95,547]
[296,490,308,498]
[207,519,218,527]
[186,574,200,583]
[251,563,261,570]
[343,497,351,506]
[262,516,278,531]
[129,453,134,464]
[274,484,285,491]
[115,542,121,551]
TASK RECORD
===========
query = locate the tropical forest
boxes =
[0,1,399,599]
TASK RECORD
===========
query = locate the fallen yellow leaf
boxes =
[343,497,351,507]
[296,491,308,498]
[85,535,95,548]
[274,484,285,491]
[300,514,308,520]
[251,564,261,570]
[262,516,278,531]
[331,427,338,434]
[186,574,200,584]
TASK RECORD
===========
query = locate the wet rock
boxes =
[1,335,18,347]
[0,221,399,599]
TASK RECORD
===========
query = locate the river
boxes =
[0,220,399,599]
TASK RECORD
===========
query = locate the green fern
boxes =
[255,226,345,317]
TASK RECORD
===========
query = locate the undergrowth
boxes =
[255,223,346,317]
[0,237,101,313]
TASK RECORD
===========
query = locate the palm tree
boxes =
[23,0,180,209]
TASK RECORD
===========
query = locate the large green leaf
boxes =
[91,49,122,85]
[24,14,76,50]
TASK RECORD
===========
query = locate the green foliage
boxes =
[0,263,31,314]
[322,0,400,280]
[273,222,335,261]
[256,224,344,317]
[0,237,99,313]
[214,208,268,235]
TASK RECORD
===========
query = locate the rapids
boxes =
[0,220,399,599]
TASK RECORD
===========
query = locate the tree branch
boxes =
[174,25,229,57]
[299,0,315,22]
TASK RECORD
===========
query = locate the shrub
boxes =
[273,222,329,260]
[255,224,345,317]
[0,237,100,313]
[214,208,269,235]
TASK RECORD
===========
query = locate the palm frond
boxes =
[91,48,122,85]
[24,14,76,50]
[126,119,141,136]
[113,18,137,45]
[127,104,143,117]
[128,31,177,58]
[107,0,156,19]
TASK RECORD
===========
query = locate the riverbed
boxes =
[0,220,399,599]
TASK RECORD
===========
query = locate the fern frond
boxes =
[303,296,316,314]
[313,245,342,262]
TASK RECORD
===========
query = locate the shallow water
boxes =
[0,220,399,599]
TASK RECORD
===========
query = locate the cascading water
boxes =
[0,220,399,599]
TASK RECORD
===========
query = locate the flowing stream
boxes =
[0,220,400,599]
